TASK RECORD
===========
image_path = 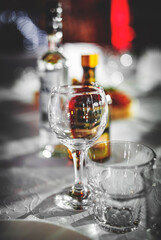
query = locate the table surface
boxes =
[0,57,161,239]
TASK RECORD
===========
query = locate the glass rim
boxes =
[88,140,157,169]
[51,84,105,96]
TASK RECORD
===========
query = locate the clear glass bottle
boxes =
[37,0,68,158]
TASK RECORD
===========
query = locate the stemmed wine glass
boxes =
[48,85,109,210]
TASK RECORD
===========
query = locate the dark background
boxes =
[0,0,161,89]
[0,0,161,55]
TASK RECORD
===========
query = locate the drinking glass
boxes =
[86,140,156,233]
[48,85,109,210]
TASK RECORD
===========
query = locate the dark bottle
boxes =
[68,54,111,162]
[81,54,111,161]
[81,54,98,85]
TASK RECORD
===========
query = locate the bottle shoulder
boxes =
[37,50,67,71]
[42,50,66,63]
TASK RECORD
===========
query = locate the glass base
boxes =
[95,216,139,234]
[55,186,90,210]
[17,186,91,221]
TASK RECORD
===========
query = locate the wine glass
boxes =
[48,85,109,210]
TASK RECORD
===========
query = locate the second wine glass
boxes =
[48,85,109,210]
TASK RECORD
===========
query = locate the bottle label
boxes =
[39,71,62,130]
[82,67,96,85]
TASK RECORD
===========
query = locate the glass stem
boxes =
[70,149,87,199]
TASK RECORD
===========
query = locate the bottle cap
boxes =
[81,54,98,68]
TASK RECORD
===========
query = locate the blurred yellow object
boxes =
[72,78,81,85]
[90,133,110,162]
[67,148,73,160]
[52,144,68,157]
[105,88,133,120]
[110,102,133,120]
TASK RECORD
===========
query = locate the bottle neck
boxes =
[47,33,62,52]
[81,66,96,85]
[46,1,63,52]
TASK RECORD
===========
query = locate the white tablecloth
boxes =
[0,65,161,240]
